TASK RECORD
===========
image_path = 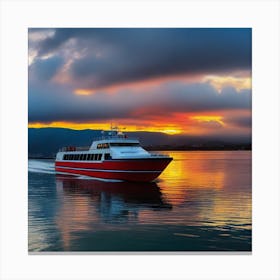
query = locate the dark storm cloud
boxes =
[225,115,252,128]
[29,56,64,81]
[32,28,251,88]
[28,81,251,123]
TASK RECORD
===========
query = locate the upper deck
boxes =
[56,129,171,161]
[90,136,139,150]
[59,130,139,152]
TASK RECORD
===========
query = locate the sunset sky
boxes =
[28,28,251,138]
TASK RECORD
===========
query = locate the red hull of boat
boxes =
[55,158,172,182]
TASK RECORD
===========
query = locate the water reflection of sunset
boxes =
[55,176,172,250]
[158,152,226,206]
[55,180,99,249]
[157,151,251,227]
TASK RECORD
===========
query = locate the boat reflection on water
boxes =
[55,175,172,224]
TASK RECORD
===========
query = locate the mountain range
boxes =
[28,128,251,158]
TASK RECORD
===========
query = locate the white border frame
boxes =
[1,0,279,279]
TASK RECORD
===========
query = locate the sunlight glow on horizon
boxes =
[28,122,183,135]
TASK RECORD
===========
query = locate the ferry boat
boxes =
[55,129,172,182]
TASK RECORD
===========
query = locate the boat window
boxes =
[110,143,139,147]
[97,143,110,149]
[86,154,91,160]
[104,153,111,160]
[97,154,101,161]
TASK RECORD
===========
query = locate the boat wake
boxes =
[59,173,123,182]
[75,175,123,182]
[28,159,55,174]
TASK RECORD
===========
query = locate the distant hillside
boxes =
[29,128,101,158]
[28,128,171,158]
[28,128,251,158]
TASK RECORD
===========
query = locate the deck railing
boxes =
[91,135,139,141]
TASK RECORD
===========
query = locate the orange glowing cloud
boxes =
[74,89,93,96]
[190,115,225,126]
[203,75,251,92]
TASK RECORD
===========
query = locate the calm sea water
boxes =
[28,151,251,252]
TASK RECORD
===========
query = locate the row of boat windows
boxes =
[63,153,111,161]
[97,142,140,149]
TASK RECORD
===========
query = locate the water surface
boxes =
[28,151,251,252]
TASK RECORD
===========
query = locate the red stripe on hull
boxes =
[55,167,161,182]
